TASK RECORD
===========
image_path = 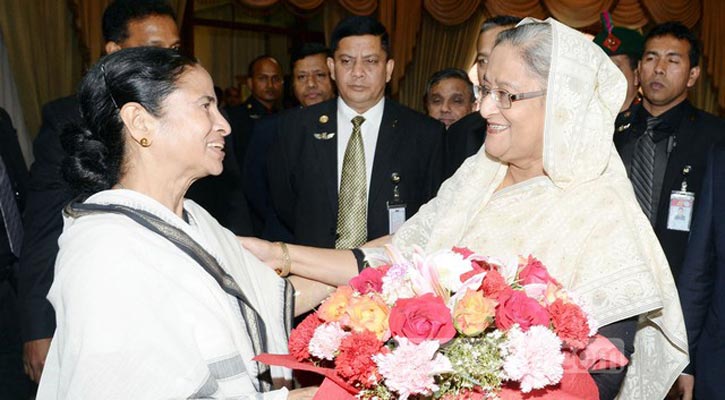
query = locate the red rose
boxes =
[495,290,550,331]
[288,313,323,361]
[335,331,386,388]
[549,298,590,349]
[349,265,390,294]
[518,256,559,286]
[481,269,509,299]
[389,293,456,344]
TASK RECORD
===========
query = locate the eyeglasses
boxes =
[477,85,547,109]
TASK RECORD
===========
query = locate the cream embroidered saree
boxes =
[393,18,688,399]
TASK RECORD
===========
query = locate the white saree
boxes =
[37,189,292,399]
[393,18,688,400]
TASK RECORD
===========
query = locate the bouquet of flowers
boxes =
[256,246,628,399]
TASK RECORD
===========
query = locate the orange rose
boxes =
[346,294,391,340]
[318,286,354,323]
[453,289,497,336]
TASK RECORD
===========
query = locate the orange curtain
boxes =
[701,0,724,111]
[610,0,648,29]
[423,0,481,26]
[641,0,701,28]
[484,0,546,19]
[543,0,615,27]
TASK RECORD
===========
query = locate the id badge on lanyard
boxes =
[667,165,694,232]
[387,172,406,234]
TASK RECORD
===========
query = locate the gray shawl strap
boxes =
[64,200,294,392]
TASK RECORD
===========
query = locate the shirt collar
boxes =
[337,96,385,123]
[634,99,690,142]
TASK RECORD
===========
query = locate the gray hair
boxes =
[494,22,552,87]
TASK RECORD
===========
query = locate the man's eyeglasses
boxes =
[476,85,547,109]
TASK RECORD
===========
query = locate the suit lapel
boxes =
[659,102,697,214]
[309,100,339,217]
[369,100,402,209]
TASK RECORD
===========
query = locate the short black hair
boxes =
[645,22,700,67]
[102,0,176,43]
[329,16,391,58]
[291,43,329,72]
[247,55,281,78]
[424,68,475,104]
[480,15,522,34]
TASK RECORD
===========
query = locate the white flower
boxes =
[502,325,564,393]
[426,250,473,293]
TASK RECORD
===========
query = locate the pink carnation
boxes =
[373,337,453,399]
[308,322,350,360]
[502,325,564,392]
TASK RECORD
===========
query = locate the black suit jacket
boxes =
[0,107,28,271]
[268,98,445,248]
[18,96,77,341]
[444,112,485,180]
[615,101,725,278]
[678,142,725,398]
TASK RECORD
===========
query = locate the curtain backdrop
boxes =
[0,0,82,140]
[397,8,488,112]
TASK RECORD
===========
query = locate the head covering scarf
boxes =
[393,18,687,399]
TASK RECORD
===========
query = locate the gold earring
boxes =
[139,138,151,147]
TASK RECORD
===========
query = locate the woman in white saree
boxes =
[243,18,688,399]
[37,47,322,399]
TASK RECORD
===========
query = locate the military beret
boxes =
[593,12,644,58]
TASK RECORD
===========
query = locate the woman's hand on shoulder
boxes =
[287,386,318,399]
[237,236,279,271]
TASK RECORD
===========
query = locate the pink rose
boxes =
[518,256,559,286]
[389,293,456,344]
[495,290,550,331]
[349,265,390,294]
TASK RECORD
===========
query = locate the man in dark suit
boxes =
[244,43,335,240]
[16,0,233,384]
[0,107,33,398]
[226,55,284,173]
[674,142,725,399]
[614,22,725,280]
[268,16,444,249]
[444,16,521,180]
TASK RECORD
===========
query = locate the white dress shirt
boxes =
[336,96,385,194]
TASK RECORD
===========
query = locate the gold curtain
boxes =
[397,7,489,112]
[701,0,724,111]
[0,0,82,139]
[337,0,377,15]
[543,0,615,27]
[424,0,482,26]
[641,0,701,28]
[610,0,648,29]
[484,0,546,20]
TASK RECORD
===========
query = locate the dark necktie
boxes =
[630,116,661,223]
[0,156,23,257]
[336,115,367,249]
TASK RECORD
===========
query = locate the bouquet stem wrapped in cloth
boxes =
[255,247,628,399]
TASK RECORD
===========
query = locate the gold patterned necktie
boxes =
[336,115,367,248]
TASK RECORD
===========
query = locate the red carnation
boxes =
[549,298,590,349]
[288,313,323,361]
[349,265,390,294]
[495,290,550,331]
[389,293,456,344]
[481,269,509,299]
[335,331,386,388]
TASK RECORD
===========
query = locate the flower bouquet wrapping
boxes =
[255,247,628,399]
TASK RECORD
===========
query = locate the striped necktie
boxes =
[630,116,661,223]
[336,115,367,249]
[0,156,23,257]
